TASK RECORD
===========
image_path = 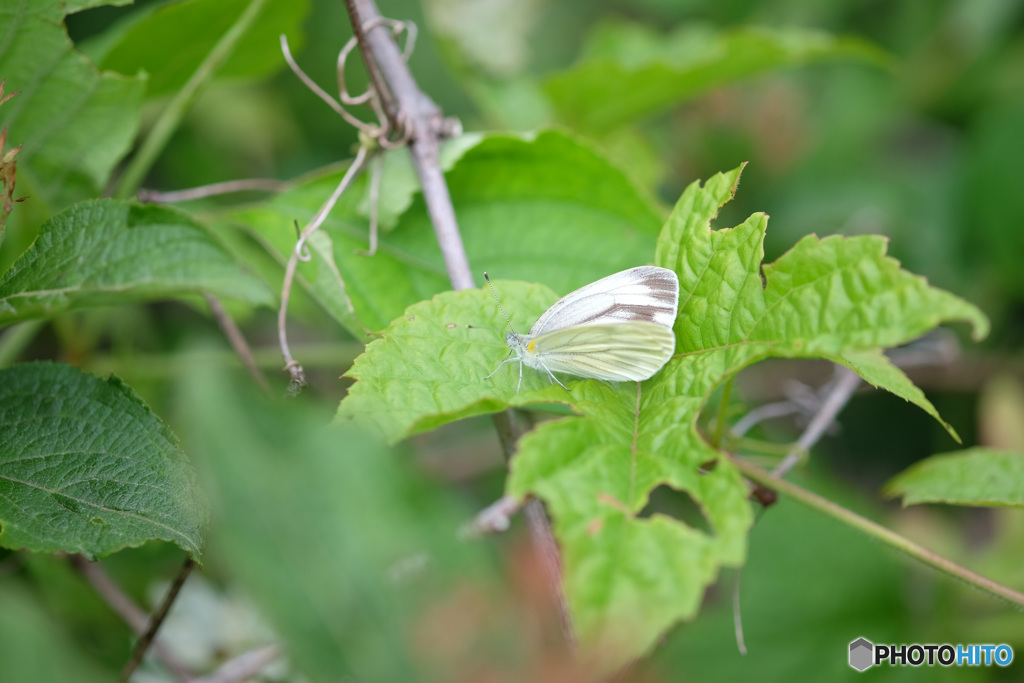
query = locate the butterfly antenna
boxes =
[484,272,517,334]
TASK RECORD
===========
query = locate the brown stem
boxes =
[205,294,270,394]
[69,556,192,682]
[344,0,474,291]
[120,557,196,682]
[341,0,572,647]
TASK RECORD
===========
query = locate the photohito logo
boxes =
[849,638,1014,671]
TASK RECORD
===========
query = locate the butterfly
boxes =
[485,266,680,392]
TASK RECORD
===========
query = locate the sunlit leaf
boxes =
[338,165,987,669]
[0,362,206,559]
[885,448,1024,508]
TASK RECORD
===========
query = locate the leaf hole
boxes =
[638,484,713,535]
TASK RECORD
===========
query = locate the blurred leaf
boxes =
[0,0,144,215]
[885,448,1024,508]
[426,0,546,77]
[179,361,492,682]
[99,0,310,98]
[0,200,273,325]
[964,101,1024,296]
[652,472,979,683]
[226,130,663,333]
[339,165,987,670]
[545,22,890,134]
[0,581,111,683]
[979,375,1024,451]
[0,361,206,559]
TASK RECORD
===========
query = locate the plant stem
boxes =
[729,455,1024,608]
[712,376,733,448]
[120,557,196,682]
[342,0,571,647]
[113,0,269,199]
[773,365,860,476]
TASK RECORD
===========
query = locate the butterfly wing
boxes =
[524,321,676,381]
[529,266,679,335]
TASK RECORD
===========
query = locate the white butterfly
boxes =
[486,266,680,392]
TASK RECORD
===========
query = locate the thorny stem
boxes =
[342,0,572,647]
[346,0,473,291]
[120,557,196,682]
[730,455,1024,609]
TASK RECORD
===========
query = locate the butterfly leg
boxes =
[540,363,569,392]
[484,351,515,380]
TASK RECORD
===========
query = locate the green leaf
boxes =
[0,582,111,682]
[179,360,491,681]
[0,362,206,559]
[884,448,1024,508]
[226,130,663,334]
[545,22,890,134]
[338,165,988,669]
[0,0,145,213]
[833,349,959,441]
[99,0,310,98]
[336,282,569,440]
[0,200,273,325]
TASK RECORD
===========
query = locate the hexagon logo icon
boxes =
[849,637,874,671]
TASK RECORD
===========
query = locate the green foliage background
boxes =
[0,0,1021,680]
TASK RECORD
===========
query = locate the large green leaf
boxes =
[179,362,492,681]
[545,22,889,134]
[99,0,310,98]
[0,199,273,325]
[885,448,1024,508]
[0,0,144,215]
[224,130,663,334]
[0,362,206,559]
[338,165,987,669]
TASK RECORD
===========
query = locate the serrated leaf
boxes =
[336,282,569,440]
[0,0,144,214]
[339,164,988,668]
[884,448,1024,508]
[224,130,663,334]
[0,362,206,559]
[0,199,273,325]
[545,22,890,134]
[99,0,310,98]
[834,349,959,441]
[180,361,490,681]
